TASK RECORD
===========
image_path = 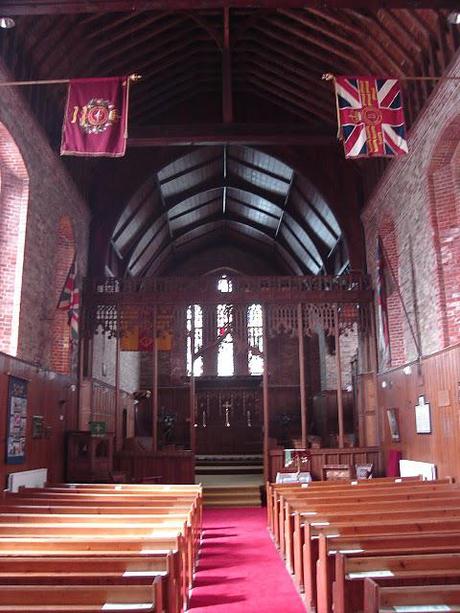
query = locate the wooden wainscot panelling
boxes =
[115,448,195,484]
[79,377,135,452]
[377,343,460,481]
[0,352,78,488]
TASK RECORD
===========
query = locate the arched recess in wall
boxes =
[50,216,76,374]
[427,114,460,348]
[0,122,29,357]
[378,216,405,368]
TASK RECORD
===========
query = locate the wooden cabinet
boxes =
[66,431,113,482]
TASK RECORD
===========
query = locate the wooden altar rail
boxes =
[115,451,195,484]
[268,447,382,482]
[86,273,372,306]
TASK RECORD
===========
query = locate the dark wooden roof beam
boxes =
[131,73,219,121]
[130,56,219,113]
[128,123,335,146]
[238,70,335,124]
[222,6,233,123]
[4,2,459,15]
[237,47,333,104]
[113,36,214,90]
[185,11,224,49]
[227,149,292,183]
[276,9,368,71]
[124,42,213,100]
[95,16,192,73]
[384,9,424,52]
[291,182,340,242]
[238,58,336,121]
[237,82,320,124]
[258,16,354,71]
[226,193,282,219]
[169,195,222,221]
[148,84,217,119]
[343,10,407,75]
[159,150,223,185]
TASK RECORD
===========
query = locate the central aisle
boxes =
[189,507,306,612]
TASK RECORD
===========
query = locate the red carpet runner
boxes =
[189,507,306,612]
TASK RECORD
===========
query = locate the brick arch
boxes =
[378,216,405,367]
[427,114,460,348]
[0,122,29,357]
[49,216,76,374]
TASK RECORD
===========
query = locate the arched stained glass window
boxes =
[186,304,203,377]
[248,303,264,375]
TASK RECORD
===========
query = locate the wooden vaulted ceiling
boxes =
[111,146,343,276]
[0,1,459,277]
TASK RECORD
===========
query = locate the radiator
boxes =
[7,468,48,492]
[399,459,437,481]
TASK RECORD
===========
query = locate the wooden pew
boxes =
[316,524,460,613]
[0,483,201,612]
[282,483,460,574]
[4,491,200,576]
[0,536,186,610]
[268,476,423,541]
[364,580,460,613]
[290,493,460,591]
[277,479,456,556]
[0,554,179,613]
[267,477,422,528]
[0,583,163,612]
[335,552,460,613]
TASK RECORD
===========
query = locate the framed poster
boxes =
[415,395,431,434]
[5,376,28,464]
[386,408,400,442]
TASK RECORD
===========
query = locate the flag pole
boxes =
[380,241,422,360]
[0,74,142,87]
[322,73,460,82]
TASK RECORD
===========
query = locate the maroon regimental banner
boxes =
[60,76,129,157]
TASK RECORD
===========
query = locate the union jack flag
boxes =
[334,76,408,159]
[57,257,79,343]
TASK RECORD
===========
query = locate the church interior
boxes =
[0,1,459,611]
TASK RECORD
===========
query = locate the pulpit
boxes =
[66,431,114,482]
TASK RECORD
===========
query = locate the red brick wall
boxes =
[0,123,29,357]
[362,51,460,370]
[49,217,75,374]
[378,216,406,367]
[0,61,90,368]
[427,116,460,347]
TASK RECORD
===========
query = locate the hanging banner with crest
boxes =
[60,76,131,157]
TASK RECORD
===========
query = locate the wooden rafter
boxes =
[237,56,336,120]
[236,39,333,99]
[3,1,459,14]
[127,124,335,146]
[237,69,335,124]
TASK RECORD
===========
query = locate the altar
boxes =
[194,377,262,455]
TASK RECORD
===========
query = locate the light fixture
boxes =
[403,365,412,376]
[0,17,15,29]
[381,381,388,389]
[448,11,460,25]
